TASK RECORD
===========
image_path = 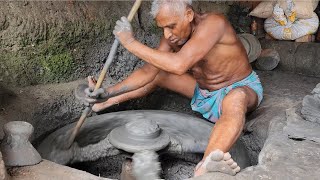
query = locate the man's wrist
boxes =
[100,89,109,99]
[123,37,136,48]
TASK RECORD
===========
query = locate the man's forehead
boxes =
[155,5,182,26]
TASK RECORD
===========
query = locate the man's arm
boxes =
[101,37,173,98]
[115,15,226,75]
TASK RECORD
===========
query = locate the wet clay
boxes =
[37,110,251,169]
[108,118,170,153]
[132,150,161,180]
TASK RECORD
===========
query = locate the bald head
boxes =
[150,0,192,18]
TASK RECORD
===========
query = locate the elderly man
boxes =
[84,0,263,177]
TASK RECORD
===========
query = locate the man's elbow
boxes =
[170,63,188,75]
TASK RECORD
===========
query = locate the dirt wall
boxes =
[0,1,244,87]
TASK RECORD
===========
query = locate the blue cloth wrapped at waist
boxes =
[190,71,263,123]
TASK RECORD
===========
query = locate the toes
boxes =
[206,161,234,175]
[204,150,241,176]
[226,159,234,165]
[210,149,224,161]
[223,152,231,160]
[230,162,238,169]
[234,166,240,173]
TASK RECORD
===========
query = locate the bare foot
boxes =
[194,149,240,177]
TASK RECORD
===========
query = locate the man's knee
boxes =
[225,88,249,103]
[154,70,179,89]
[223,87,258,112]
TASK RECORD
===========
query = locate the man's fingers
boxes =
[91,76,97,84]
[96,88,105,95]
[84,87,94,96]
[90,88,104,97]
[83,101,90,107]
[114,25,122,32]
[87,76,97,88]
[85,88,105,98]
[116,20,123,26]
[113,30,118,38]
[121,16,129,23]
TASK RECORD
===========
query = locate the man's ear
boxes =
[185,8,194,22]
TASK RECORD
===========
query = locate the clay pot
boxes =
[238,33,262,63]
[255,49,280,71]
[1,121,42,167]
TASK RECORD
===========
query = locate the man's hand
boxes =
[74,76,110,107]
[84,87,109,105]
[113,16,135,46]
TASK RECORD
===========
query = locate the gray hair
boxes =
[150,0,193,18]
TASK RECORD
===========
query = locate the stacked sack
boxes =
[250,0,319,40]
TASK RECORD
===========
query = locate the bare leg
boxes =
[194,86,258,177]
[91,71,196,112]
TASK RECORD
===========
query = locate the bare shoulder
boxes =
[199,13,228,29]
[196,13,238,44]
[191,13,229,43]
[192,13,228,39]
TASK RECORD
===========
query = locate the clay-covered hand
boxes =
[84,87,110,105]
[113,16,135,46]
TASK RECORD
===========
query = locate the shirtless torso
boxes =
[168,13,252,91]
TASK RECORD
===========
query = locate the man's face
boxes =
[155,5,192,45]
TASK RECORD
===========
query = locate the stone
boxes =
[108,117,170,153]
[1,121,41,167]
[284,108,320,143]
[301,83,320,124]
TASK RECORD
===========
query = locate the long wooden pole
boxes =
[64,0,143,149]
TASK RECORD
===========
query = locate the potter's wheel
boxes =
[37,110,213,165]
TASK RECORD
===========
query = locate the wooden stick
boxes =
[64,0,143,149]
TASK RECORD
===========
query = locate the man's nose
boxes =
[164,29,172,39]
